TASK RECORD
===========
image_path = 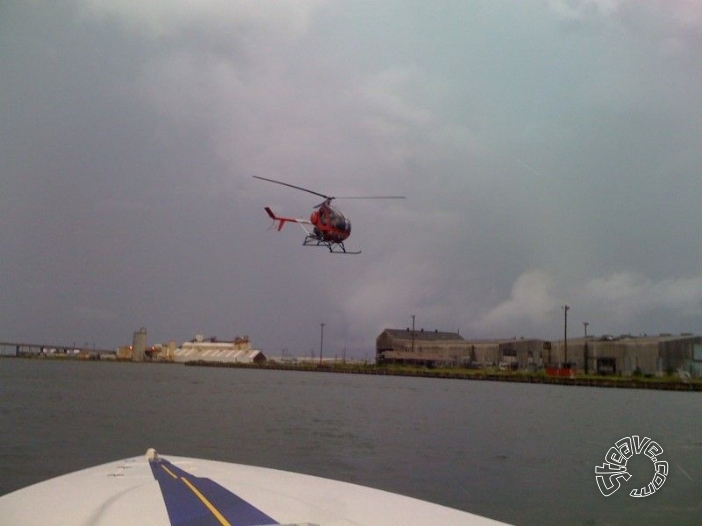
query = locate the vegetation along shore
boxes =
[183,360,702,391]
[3,354,700,391]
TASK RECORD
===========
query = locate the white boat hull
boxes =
[0,449,507,525]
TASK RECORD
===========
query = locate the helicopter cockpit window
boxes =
[331,214,344,229]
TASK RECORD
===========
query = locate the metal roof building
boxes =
[376,328,544,368]
[376,328,470,367]
[173,335,266,364]
[547,334,702,375]
[376,328,702,375]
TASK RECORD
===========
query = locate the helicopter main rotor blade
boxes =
[313,196,405,207]
[253,175,330,200]
[334,196,406,200]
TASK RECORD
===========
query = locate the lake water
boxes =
[0,358,700,525]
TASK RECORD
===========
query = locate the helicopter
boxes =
[253,175,405,254]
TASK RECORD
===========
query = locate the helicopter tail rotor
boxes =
[265,207,291,231]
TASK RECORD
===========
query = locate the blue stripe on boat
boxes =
[149,457,279,526]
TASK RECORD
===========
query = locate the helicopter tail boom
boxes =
[264,207,311,232]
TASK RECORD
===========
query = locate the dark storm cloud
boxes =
[2,1,702,356]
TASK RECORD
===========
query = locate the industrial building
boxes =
[376,329,471,367]
[546,334,702,376]
[376,328,544,369]
[376,328,702,376]
[118,330,266,364]
[172,335,266,364]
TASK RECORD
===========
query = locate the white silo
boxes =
[132,327,147,362]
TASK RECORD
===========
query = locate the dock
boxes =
[0,341,112,358]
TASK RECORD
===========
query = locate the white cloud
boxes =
[470,270,702,339]
[338,205,463,333]
[473,270,560,336]
[547,0,628,20]
[548,0,702,36]
[348,66,481,178]
[342,256,438,332]
[581,272,702,322]
[75,0,325,39]
[354,67,433,131]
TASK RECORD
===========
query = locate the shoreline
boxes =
[2,355,700,391]
[183,360,702,391]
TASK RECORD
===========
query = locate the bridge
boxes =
[0,341,113,358]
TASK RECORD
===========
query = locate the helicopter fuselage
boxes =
[310,201,351,243]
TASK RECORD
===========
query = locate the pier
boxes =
[0,341,112,358]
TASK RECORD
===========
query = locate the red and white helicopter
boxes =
[253,175,405,254]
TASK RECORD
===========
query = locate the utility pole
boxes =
[563,305,570,366]
[319,323,325,365]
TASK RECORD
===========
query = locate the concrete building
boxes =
[547,334,702,376]
[376,329,470,367]
[377,328,545,369]
[466,338,545,369]
[173,335,266,364]
[376,328,702,376]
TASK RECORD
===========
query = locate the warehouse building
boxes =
[173,335,266,364]
[546,334,702,376]
[376,329,470,367]
[376,328,543,369]
[376,328,702,376]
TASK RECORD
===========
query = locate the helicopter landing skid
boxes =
[303,236,361,254]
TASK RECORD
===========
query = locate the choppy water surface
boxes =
[0,359,700,525]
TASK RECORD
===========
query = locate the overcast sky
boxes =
[2,1,702,357]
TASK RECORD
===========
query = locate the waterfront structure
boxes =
[0,341,112,358]
[132,327,147,362]
[466,338,545,370]
[548,334,702,376]
[173,334,266,364]
[376,329,471,367]
[376,328,702,376]
[376,328,544,369]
